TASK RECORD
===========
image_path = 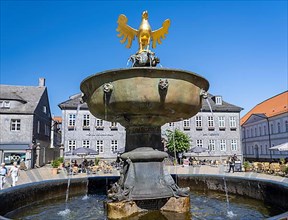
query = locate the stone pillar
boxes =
[60,144,64,158]
[25,149,32,169]
[0,150,3,163]
[125,126,163,152]
[36,143,41,167]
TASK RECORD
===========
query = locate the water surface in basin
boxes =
[5,191,279,220]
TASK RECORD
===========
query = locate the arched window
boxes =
[286,121,288,132]
[277,122,281,133]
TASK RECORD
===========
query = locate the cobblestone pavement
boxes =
[1,164,287,189]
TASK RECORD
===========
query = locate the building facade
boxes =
[59,94,126,159]
[162,94,243,161]
[0,78,59,168]
[241,91,288,161]
[59,93,243,161]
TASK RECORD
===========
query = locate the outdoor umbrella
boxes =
[184,146,210,158]
[189,146,210,154]
[269,142,288,152]
[65,147,99,157]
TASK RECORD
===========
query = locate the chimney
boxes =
[39,78,46,87]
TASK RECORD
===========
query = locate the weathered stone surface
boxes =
[107,201,142,219]
[160,196,190,213]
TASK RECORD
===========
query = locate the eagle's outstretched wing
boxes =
[151,19,170,49]
[116,14,138,49]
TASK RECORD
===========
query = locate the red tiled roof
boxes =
[53,116,62,123]
[241,91,288,125]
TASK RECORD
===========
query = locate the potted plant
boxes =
[57,157,64,168]
[243,161,252,172]
[95,157,100,166]
[51,159,60,175]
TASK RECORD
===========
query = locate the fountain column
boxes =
[125,126,163,151]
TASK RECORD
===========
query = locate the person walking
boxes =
[0,163,8,190]
[9,162,20,187]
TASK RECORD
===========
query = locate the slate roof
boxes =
[0,85,46,114]
[58,93,88,110]
[59,92,243,113]
[241,91,288,125]
[200,93,243,113]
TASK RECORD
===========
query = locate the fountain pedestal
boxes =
[80,67,209,219]
[106,147,190,218]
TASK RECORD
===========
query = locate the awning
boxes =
[269,142,288,152]
[0,144,30,150]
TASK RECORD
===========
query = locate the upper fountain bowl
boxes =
[80,67,209,127]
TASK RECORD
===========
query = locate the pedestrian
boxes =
[9,162,20,187]
[0,163,8,190]
[228,156,235,173]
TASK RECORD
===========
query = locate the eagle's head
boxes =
[142,11,148,20]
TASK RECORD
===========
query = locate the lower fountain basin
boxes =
[80,67,209,126]
[0,175,287,219]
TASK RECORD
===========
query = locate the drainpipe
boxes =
[266,118,272,161]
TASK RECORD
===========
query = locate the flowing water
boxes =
[64,103,83,210]
[5,191,279,220]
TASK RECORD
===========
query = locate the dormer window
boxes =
[215,96,222,105]
[0,101,10,108]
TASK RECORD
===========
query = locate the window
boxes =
[44,124,50,136]
[4,101,10,108]
[195,116,202,129]
[286,121,288,132]
[110,122,118,130]
[183,119,190,130]
[218,116,225,129]
[10,119,21,131]
[208,116,214,129]
[96,140,104,153]
[68,140,76,150]
[96,119,103,129]
[111,140,118,152]
[83,114,90,130]
[215,96,222,105]
[208,140,215,151]
[229,116,236,129]
[169,122,174,127]
[68,114,76,128]
[259,126,262,136]
[264,125,266,135]
[196,140,203,147]
[255,127,257,137]
[43,106,47,114]
[220,140,226,151]
[231,140,237,151]
[37,121,40,134]
[246,129,249,138]
[277,122,281,133]
[271,124,274,134]
[82,140,90,148]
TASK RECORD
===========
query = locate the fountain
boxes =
[80,11,209,218]
[1,11,288,220]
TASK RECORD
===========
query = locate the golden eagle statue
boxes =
[116,11,170,54]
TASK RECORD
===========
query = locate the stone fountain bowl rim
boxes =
[80,67,210,93]
[0,174,287,219]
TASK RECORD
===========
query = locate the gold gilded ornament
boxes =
[116,11,170,54]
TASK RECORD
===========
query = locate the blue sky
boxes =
[1,1,287,117]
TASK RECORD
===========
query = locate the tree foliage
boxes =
[166,129,191,154]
